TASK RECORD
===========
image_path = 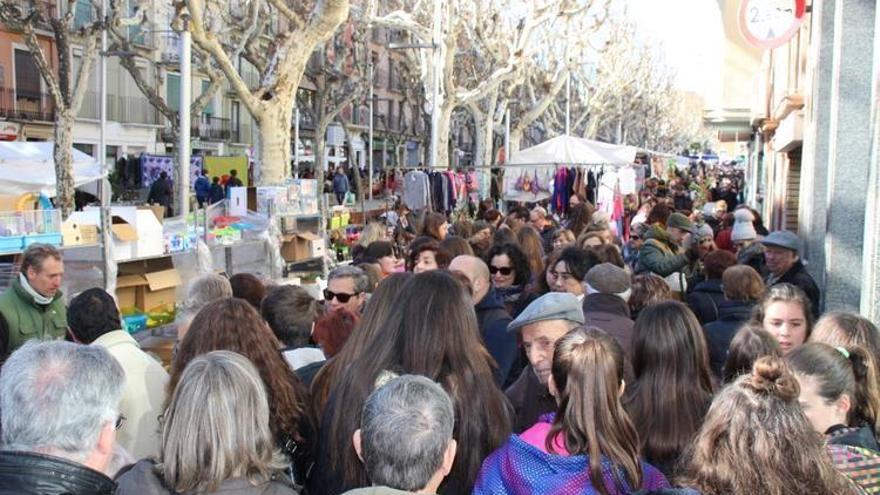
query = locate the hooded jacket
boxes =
[0,450,116,495]
[473,414,669,495]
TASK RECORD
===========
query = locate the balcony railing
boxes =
[160,33,181,64]
[161,116,239,142]
[0,87,55,122]
[78,92,158,125]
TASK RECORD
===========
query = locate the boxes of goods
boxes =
[0,212,23,253]
[280,232,325,262]
[115,256,182,318]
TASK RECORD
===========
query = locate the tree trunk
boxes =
[256,100,294,185]
[53,110,76,218]
[509,130,523,156]
[315,131,327,204]
[434,104,454,169]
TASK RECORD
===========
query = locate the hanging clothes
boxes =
[502,166,554,203]
[403,170,430,211]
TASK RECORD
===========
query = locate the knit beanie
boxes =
[731,209,757,242]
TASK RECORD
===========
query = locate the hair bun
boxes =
[747,356,800,401]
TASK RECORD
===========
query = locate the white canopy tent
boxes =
[0,142,105,197]
[507,134,639,166]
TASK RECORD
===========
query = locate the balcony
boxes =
[0,87,55,122]
[160,33,181,65]
[5,0,57,28]
[78,92,158,125]
[161,115,239,142]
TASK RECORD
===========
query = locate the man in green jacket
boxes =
[636,213,710,293]
[0,243,67,360]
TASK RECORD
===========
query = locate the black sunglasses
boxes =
[323,289,360,303]
[489,266,513,276]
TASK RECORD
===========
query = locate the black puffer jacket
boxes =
[0,450,116,495]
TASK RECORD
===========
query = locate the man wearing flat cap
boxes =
[504,292,583,433]
[636,212,710,295]
[762,230,820,318]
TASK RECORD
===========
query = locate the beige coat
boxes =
[93,330,168,459]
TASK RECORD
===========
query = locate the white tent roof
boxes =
[0,142,105,197]
[507,134,639,166]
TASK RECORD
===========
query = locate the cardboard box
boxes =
[139,205,165,224]
[280,232,325,262]
[132,209,164,258]
[68,209,138,261]
[115,256,182,312]
[61,222,100,246]
[110,216,138,261]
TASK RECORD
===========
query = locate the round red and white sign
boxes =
[739,0,807,50]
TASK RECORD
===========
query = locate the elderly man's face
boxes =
[765,246,798,277]
[522,320,575,384]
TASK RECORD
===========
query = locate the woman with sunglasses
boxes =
[487,243,531,317]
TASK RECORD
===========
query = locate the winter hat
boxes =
[696,223,714,240]
[585,263,632,301]
[731,209,757,242]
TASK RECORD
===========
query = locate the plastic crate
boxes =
[0,236,24,253]
[23,233,62,247]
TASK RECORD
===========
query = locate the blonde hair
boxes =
[159,351,287,492]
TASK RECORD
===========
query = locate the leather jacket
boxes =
[0,450,116,495]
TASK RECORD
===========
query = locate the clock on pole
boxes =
[739,0,807,50]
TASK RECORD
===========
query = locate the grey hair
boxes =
[20,243,61,274]
[0,341,124,462]
[328,265,369,294]
[360,374,454,491]
[178,273,233,322]
[159,350,286,493]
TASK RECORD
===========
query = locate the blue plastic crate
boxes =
[23,233,62,247]
[122,314,147,334]
[0,236,23,253]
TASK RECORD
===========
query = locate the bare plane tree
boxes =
[182,0,350,185]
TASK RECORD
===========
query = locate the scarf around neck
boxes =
[20,273,54,305]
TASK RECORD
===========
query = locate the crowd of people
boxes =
[0,164,877,494]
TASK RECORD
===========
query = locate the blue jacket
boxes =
[475,286,516,386]
[194,176,211,198]
[333,172,350,194]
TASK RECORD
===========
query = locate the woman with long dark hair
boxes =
[678,356,863,494]
[420,212,449,241]
[623,301,715,476]
[310,273,412,421]
[474,328,669,494]
[170,298,313,484]
[310,271,511,494]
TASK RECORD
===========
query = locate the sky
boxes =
[624,0,725,101]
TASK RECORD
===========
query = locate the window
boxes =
[74,0,93,29]
[166,73,180,111]
[201,80,215,116]
[14,49,40,100]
